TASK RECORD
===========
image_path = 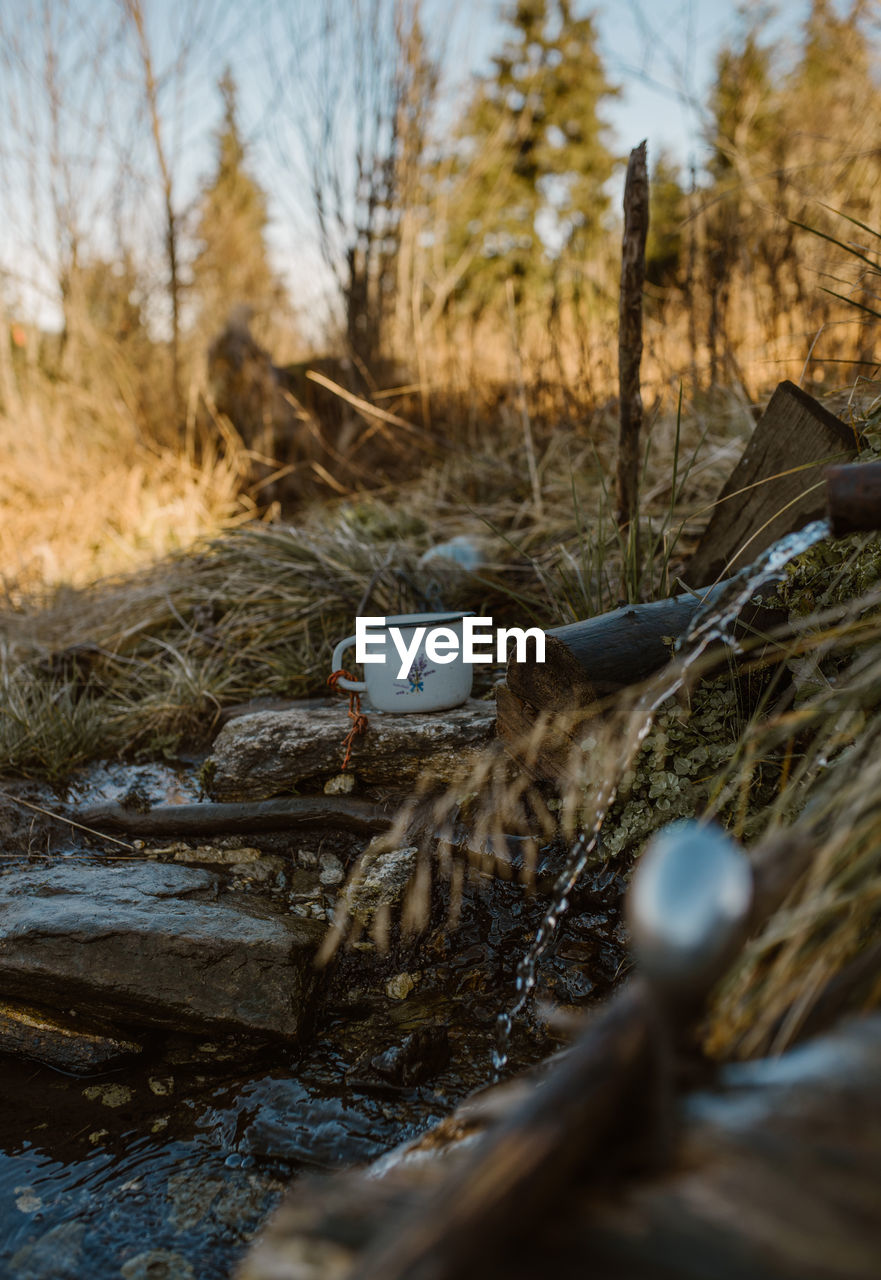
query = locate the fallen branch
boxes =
[305,369,452,455]
[73,797,394,839]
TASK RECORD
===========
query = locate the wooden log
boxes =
[494,684,587,784]
[508,586,725,708]
[503,587,788,729]
[825,460,881,536]
[687,380,856,586]
[73,797,393,838]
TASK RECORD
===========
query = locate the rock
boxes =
[230,857,285,884]
[120,1249,195,1280]
[206,700,496,801]
[171,845,263,865]
[337,843,418,927]
[385,972,419,1001]
[360,1027,450,1088]
[83,1082,134,1108]
[324,773,355,795]
[0,998,143,1073]
[0,863,323,1040]
[9,1221,86,1279]
[318,853,345,886]
[166,1171,224,1232]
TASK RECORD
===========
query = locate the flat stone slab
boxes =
[0,863,323,1040]
[207,699,496,801]
[0,998,143,1073]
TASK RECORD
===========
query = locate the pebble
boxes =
[83,1083,133,1108]
[385,972,420,1001]
[120,1249,195,1280]
[324,773,355,795]
[14,1186,43,1214]
[318,854,345,886]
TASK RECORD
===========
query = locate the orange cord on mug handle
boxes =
[327,669,369,770]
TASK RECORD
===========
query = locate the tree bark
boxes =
[506,583,732,710]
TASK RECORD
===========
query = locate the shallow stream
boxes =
[0,760,626,1279]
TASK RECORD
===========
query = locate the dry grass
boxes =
[0,372,750,782]
[0,372,251,597]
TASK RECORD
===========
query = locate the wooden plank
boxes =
[686,380,857,587]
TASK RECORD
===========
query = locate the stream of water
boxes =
[0,759,602,1279]
[492,519,832,1074]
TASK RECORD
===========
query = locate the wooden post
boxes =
[617,141,649,534]
[687,382,856,585]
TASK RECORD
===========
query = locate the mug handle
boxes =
[330,635,367,692]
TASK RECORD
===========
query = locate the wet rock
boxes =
[206,700,496,800]
[338,842,418,927]
[9,1221,86,1279]
[0,998,143,1073]
[119,1249,195,1280]
[237,1077,403,1168]
[385,972,420,1001]
[0,863,323,1039]
[354,1027,451,1089]
[166,1171,224,1232]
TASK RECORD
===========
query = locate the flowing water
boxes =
[492,519,832,1075]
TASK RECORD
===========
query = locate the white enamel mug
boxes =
[331,612,475,712]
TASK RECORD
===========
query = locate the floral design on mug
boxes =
[395,652,435,694]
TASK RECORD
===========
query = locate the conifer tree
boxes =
[191,70,284,336]
[436,0,618,318]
